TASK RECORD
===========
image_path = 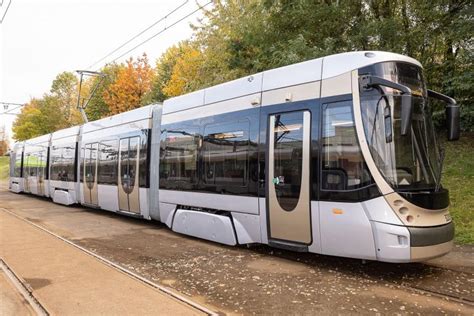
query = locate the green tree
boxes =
[12,96,65,140]
[152,43,190,101]
[189,0,473,130]
[50,71,81,126]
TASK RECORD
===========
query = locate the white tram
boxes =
[9,51,460,262]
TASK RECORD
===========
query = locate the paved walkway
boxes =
[0,209,205,315]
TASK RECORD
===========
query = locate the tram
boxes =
[9,51,460,262]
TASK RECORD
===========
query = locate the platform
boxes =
[0,209,205,315]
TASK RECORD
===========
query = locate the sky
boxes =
[0,0,209,145]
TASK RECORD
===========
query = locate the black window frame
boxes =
[50,143,77,182]
[201,119,251,188]
[97,139,119,185]
[160,124,200,190]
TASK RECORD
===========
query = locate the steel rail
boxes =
[0,258,49,315]
[0,207,218,316]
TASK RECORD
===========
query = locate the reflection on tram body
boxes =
[9,51,460,263]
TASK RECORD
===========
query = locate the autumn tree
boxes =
[152,44,185,102]
[0,125,9,155]
[104,54,155,115]
[162,42,205,97]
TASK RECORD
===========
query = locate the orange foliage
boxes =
[163,46,204,97]
[103,54,154,114]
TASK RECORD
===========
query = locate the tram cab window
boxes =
[160,125,199,189]
[98,140,119,185]
[322,101,371,191]
[202,120,250,188]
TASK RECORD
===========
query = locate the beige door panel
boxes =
[268,111,311,244]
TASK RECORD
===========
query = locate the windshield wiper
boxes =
[360,75,413,135]
[435,148,445,192]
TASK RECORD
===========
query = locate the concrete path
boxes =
[0,209,205,315]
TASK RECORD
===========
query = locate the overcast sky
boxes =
[0,0,208,144]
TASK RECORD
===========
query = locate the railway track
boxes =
[399,281,474,307]
[1,207,218,316]
[3,205,472,314]
[0,258,49,315]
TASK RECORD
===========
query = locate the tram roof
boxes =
[163,51,421,115]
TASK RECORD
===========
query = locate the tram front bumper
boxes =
[408,221,455,262]
[372,221,454,263]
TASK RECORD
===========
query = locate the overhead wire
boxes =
[87,0,189,70]
[95,0,212,71]
[0,103,25,115]
[0,0,12,23]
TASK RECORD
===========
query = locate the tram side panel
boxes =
[158,91,262,245]
[79,105,154,219]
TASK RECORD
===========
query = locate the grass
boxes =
[0,134,472,244]
[0,156,9,180]
[441,132,474,244]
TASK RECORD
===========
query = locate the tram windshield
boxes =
[360,62,442,191]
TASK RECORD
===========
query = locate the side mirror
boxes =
[446,105,460,141]
[427,89,459,141]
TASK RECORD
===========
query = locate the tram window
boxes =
[202,120,250,187]
[139,130,150,188]
[50,143,76,182]
[27,154,38,176]
[37,150,47,178]
[14,150,23,177]
[80,147,84,182]
[160,125,199,188]
[321,102,372,191]
[98,140,118,185]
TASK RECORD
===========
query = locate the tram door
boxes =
[118,137,140,214]
[267,111,312,244]
[83,143,99,205]
[24,154,30,193]
[37,151,45,196]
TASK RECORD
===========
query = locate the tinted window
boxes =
[98,140,118,185]
[50,143,76,182]
[37,150,47,178]
[273,112,305,211]
[322,102,372,191]
[80,147,84,182]
[14,150,23,177]
[202,120,249,187]
[160,125,199,189]
[26,153,37,176]
[139,130,150,188]
[84,143,98,186]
